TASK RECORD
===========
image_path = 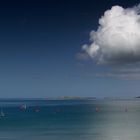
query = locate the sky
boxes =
[0,0,140,98]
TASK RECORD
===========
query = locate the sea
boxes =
[0,99,140,140]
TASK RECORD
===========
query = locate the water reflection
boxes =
[0,100,140,140]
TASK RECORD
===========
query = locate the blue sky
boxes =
[0,0,140,98]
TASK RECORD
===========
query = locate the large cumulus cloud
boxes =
[82,5,140,65]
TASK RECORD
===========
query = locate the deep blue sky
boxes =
[0,0,140,98]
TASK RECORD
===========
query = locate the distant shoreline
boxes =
[0,97,139,101]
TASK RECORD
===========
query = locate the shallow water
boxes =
[0,99,140,140]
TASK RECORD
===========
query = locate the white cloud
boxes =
[82,4,140,64]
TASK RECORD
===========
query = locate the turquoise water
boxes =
[0,99,140,140]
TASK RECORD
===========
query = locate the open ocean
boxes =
[0,99,140,140]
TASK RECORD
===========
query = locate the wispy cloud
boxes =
[95,72,140,80]
[75,52,89,61]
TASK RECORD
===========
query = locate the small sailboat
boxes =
[20,104,27,110]
[0,108,5,117]
[125,107,128,112]
[22,104,27,110]
[95,106,100,112]
[35,108,40,113]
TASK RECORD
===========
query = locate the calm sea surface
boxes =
[0,99,140,140]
